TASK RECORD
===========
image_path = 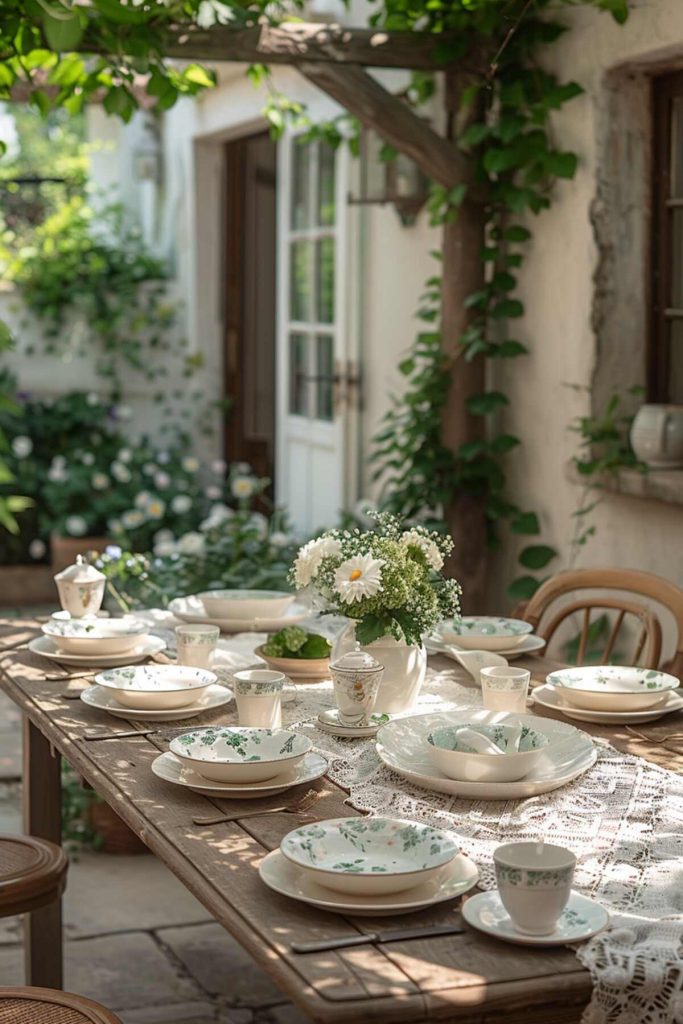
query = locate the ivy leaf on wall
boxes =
[511,512,540,535]
[519,545,557,570]
[507,575,542,601]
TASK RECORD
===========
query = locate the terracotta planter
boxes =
[88,801,147,855]
[51,534,111,573]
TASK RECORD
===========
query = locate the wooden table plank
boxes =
[6,620,679,1021]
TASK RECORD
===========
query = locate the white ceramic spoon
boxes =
[446,647,509,681]
[505,723,523,752]
[455,727,504,756]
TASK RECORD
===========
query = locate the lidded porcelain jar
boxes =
[329,647,384,727]
[54,555,106,618]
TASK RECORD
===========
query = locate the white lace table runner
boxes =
[142,612,683,1024]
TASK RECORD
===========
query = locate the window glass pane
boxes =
[315,237,335,324]
[291,141,311,229]
[670,320,683,404]
[317,142,336,227]
[289,241,313,322]
[316,334,334,421]
[289,333,308,415]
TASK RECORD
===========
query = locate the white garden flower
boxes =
[115,404,132,420]
[231,475,256,500]
[171,494,192,514]
[92,473,109,491]
[177,531,206,556]
[248,512,268,539]
[205,485,222,501]
[293,536,342,588]
[143,462,157,476]
[135,491,153,510]
[270,531,290,549]
[153,529,176,556]
[118,448,133,463]
[108,519,123,534]
[199,503,233,531]
[145,499,166,520]
[65,515,87,537]
[11,435,32,458]
[86,392,100,406]
[122,510,145,529]
[333,554,385,604]
[154,471,171,490]
[401,529,444,571]
[181,456,199,473]
[157,451,170,465]
[81,452,95,467]
[28,539,46,559]
[211,459,227,475]
[111,462,131,484]
[48,457,68,483]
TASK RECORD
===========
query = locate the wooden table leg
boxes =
[22,715,63,989]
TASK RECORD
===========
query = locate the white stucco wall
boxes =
[493,0,683,611]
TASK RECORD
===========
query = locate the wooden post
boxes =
[440,72,488,612]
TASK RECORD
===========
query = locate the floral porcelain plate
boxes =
[376,710,596,800]
[42,617,147,656]
[531,683,683,724]
[426,631,546,661]
[259,849,479,916]
[439,617,533,652]
[81,683,233,721]
[280,817,460,897]
[169,595,309,634]
[462,890,609,946]
[169,726,312,783]
[28,635,165,668]
[546,665,680,712]
[95,665,216,711]
[151,750,328,798]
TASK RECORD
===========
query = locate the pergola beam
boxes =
[298,63,467,191]
[160,22,461,71]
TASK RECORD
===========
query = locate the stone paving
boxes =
[0,684,310,1023]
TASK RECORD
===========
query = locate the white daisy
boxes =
[293,536,342,588]
[11,435,32,458]
[231,475,255,499]
[211,459,227,475]
[177,531,205,556]
[205,485,222,501]
[65,515,87,537]
[142,462,158,476]
[181,456,199,473]
[111,462,131,484]
[333,554,385,604]
[86,392,100,406]
[135,491,153,510]
[401,529,444,571]
[270,531,290,548]
[122,509,145,529]
[154,471,171,490]
[171,494,192,514]
[92,473,109,491]
[81,452,95,467]
[145,499,166,520]
[118,448,133,463]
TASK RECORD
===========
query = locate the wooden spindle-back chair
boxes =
[521,568,683,675]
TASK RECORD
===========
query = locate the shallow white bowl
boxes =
[280,817,460,896]
[440,617,533,651]
[547,665,680,712]
[427,723,549,783]
[42,617,146,656]
[197,590,295,620]
[94,665,216,710]
[169,727,312,783]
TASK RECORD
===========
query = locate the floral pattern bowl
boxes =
[547,665,680,712]
[169,727,312,783]
[197,590,295,621]
[280,817,460,896]
[427,723,549,783]
[95,665,216,710]
[43,617,147,656]
[439,617,533,651]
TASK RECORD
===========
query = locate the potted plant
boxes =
[290,512,461,713]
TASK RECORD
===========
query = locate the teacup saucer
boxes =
[316,708,390,738]
[462,890,609,946]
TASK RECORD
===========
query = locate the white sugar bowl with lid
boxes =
[54,555,106,618]
[329,647,384,728]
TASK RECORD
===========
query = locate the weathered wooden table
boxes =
[1,617,681,1023]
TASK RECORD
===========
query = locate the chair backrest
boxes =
[522,568,683,675]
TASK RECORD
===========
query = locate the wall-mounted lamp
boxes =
[347,127,429,227]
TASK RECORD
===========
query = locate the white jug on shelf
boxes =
[630,404,683,469]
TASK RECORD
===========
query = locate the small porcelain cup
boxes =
[233,669,285,728]
[175,624,219,668]
[480,665,531,712]
[494,841,576,935]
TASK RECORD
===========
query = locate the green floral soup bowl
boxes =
[427,723,549,783]
[547,665,680,712]
[280,817,460,896]
[440,617,533,651]
[43,616,147,656]
[169,727,312,784]
[95,665,216,711]
[198,590,295,621]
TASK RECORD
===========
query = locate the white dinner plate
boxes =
[151,750,328,798]
[376,710,596,800]
[462,890,609,946]
[80,683,233,721]
[530,683,683,724]
[259,848,479,916]
[426,632,546,660]
[169,596,310,634]
[29,635,166,668]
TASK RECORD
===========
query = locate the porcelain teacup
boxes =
[175,624,219,668]
[494,841,576,935]
[233,669,285,729]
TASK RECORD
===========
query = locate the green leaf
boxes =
[519,544,557,570]
[300,635,332,659]
[459,122,489,148]
[398,358,415,376]
[182,64,215,89]
[42,11,84,52]
[466,391,509,415]
[355,613,391,646]
[503,225,531,243]
[545,151,578,179]
[491,298,524,319]
[506,575,541,601]
[490,434,520,454]
[496,340,528,358]
[483,147,518,174]
[511,511,540,535]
